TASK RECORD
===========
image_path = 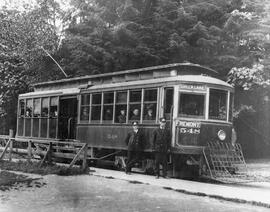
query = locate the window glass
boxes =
[143,89,157,122]
[81,94,90,105]
[129,90,142,121]
[164,88,174,114]
[19,99,25,117]
[91,106,101,120]
[103,92,114,121]
[80,94,90,121]
[130,90,141,102]
[179,93,205,118]
[41,98,49,117]
[26,99,33,117]
[104,92,114,104]
[103,105,113,121]
[80,106,89,121]
[115,91,127,123]
[116,92,127,103]
[92,93,101,104]
[33,98,41,117]
[209,89,227,121]
[50,97,58,118]
[91,93,101,121]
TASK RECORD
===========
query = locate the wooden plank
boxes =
[0,135,10,140]
[82,144,88,170]
[27,140,32,162]
[39,143,52,168]
[36,150,84,160]
[9,139,13,161]
[52,146,80,152]
[8,130,14,161]
[0,139,11,160]
[69,144,87,168]
[15,138,84,146]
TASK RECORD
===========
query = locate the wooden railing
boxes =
[0,132,88,170]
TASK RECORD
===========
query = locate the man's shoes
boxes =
[126,172,131,175]
[155,175,159,179]
[125,168,130,175]
[163,176,169,179]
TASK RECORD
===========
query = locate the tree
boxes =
[0,2,60,133]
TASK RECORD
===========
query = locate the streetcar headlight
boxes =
[217,130,226,141]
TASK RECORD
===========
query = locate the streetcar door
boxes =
[58,96,78,140]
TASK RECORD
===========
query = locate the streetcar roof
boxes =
[19,75,232,98]
[33,63,219,91]
[85,75,232,90]
[19,88,80,98]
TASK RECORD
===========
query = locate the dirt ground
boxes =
[0,170,45,192]
[1,173,269,212]
[0,159,270,212]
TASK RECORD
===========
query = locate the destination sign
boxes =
[177,121,201,128]
[177,121,201,135]
[179,84,206,91]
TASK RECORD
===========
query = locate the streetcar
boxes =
[16,63,244,179]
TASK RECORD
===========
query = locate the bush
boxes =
[0,160,89,176]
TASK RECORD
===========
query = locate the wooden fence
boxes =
[0,131,88,170]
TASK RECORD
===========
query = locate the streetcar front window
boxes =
[209,89,227,121]
[179,93,205,118]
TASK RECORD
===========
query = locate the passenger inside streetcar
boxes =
[130,108,140,120]
[118,109,126,123]
[144,108,155,120]
[104,108,112,120]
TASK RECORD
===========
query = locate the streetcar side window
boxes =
[103,92,114,122]
[33,98,41,117]
[41,98,49,117]
[91,93,102,121]
[115,91,127,124]
[25,99,33,136]
[80,94,90,122]
[179,93,205,118]
[143,89,157,123]
[41,97,49,138]
[129,90,142,122]
[209,89,227,121]
[49,97,58,138]
[19,99,25,117]
[50,97,58,118]
[26,99,33,117]
[164,87,174,120]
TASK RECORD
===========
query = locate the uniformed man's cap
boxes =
[159,117,166,123]
[132,121,139,126]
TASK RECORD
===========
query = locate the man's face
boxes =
[160,121,166,128]
[133,109,139,115]
[120,110,125,115]
[133,125,139,131]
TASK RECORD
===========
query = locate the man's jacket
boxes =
[125,129,145,151]
[151,128,171,152]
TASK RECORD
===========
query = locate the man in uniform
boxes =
[124,121,144,174]
[152,117,171,178]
